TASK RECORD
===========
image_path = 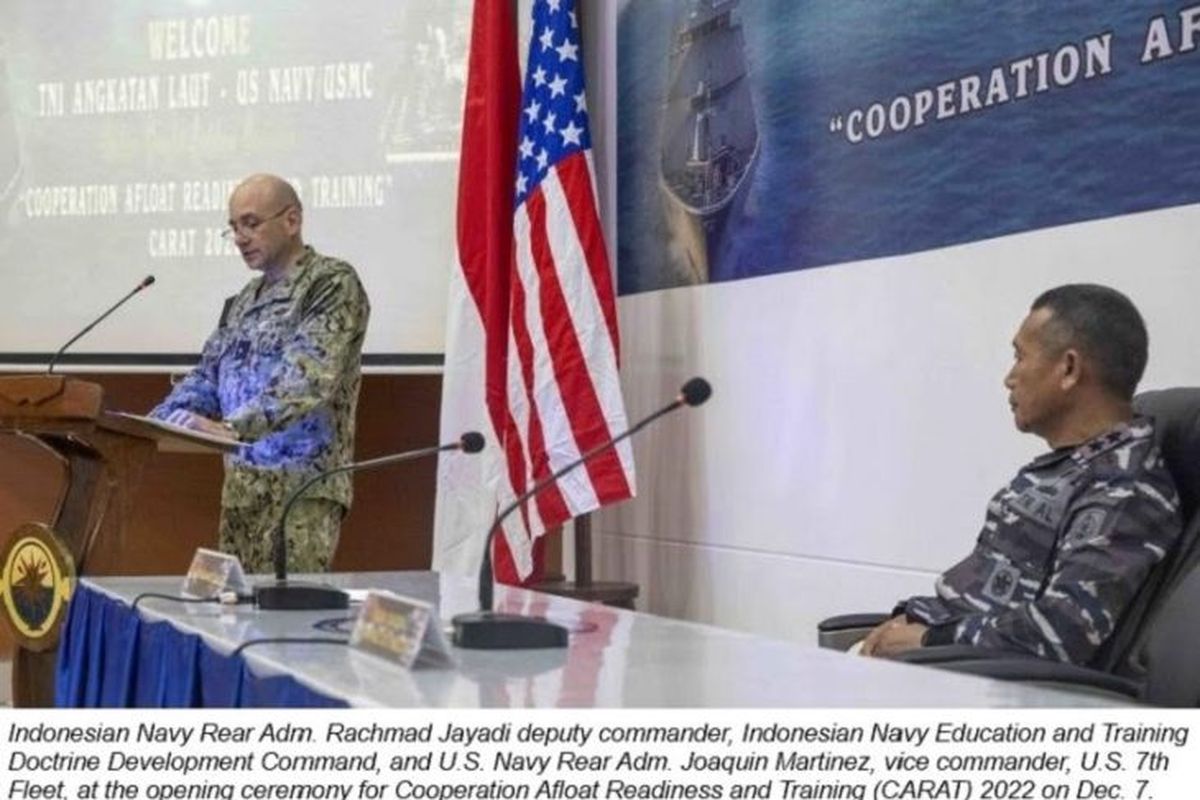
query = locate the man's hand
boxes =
[165,409,237,440]
[859,615,928,658]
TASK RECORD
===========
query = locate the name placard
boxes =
[350,590,453,669]
[182,547,247,599]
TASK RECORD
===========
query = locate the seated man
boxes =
[860,284,1182,665]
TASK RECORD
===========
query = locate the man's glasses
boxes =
[221,204,293,240]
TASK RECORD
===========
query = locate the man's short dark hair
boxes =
[1031,284,1147,400]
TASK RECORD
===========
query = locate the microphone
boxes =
[452,377,713,649]
[255,431,486,611]
[47,275,155,374]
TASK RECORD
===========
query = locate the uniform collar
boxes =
[1027,416,1151,470]
[247,245,316,307]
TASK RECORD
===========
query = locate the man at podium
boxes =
[150,174,370,573]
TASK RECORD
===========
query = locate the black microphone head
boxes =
[140,275,156,289]
[680,377,712,407]
[460,431,486,453]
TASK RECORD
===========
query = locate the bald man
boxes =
[152,174,370,573]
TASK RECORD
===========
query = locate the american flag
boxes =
[433,0,635,584]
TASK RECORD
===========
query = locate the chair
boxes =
[817,387,1200,706]
[935,558,1200,706]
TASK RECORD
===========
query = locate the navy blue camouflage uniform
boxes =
[152,246,370,573]
[903,418,1181,666]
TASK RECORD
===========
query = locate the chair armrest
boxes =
[894,644,1026,664]
[893,645,1141,698]
[936,658,1141,698]
[819,613,892,631]
[817,612,891,651]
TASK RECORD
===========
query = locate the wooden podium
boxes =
[0,375,234,706]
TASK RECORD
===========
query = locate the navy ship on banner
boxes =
[659,0,759,284]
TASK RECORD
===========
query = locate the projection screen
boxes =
[0,0,472,369]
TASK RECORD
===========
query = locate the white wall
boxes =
[584,7,1200,644]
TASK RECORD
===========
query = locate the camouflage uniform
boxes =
[903,417,1181,666]
[152,246,370,573]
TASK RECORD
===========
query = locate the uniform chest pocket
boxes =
[245,302,298,353]
[990,490,1066,582]
[1006,484,1072,530]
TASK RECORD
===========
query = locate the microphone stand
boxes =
[452,378,711,649]
[256,435,483,610]
[47,276,155,374]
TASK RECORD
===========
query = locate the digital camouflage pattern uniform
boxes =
[903,417,1181,666]
[152,246,370,573]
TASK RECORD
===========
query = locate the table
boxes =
[56,572,1130,708]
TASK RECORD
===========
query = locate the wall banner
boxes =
[617,0,1200,293]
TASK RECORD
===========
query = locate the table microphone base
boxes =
[451,611,568,649]
[255,580,349,611]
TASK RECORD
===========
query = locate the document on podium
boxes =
[105,411,243,454]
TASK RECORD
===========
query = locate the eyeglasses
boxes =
[221,204,293,240]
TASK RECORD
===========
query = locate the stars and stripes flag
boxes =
[433,0,635,584]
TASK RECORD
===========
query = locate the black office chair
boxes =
[817,387,1200,706]
[938,549,1200,705]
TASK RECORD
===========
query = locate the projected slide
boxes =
[0,0,471,366]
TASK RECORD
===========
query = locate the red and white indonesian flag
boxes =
[433,0,635,584]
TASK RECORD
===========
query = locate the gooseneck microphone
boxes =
[47,275,156,374]
[452,377,712,650]
[255,431,486,611]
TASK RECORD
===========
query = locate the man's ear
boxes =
[1059,348,1082,390]
[284,206,302,235]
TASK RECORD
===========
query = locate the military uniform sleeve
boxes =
[149,324,225,420]
[224,268,369,441]
[938,478,1180,663]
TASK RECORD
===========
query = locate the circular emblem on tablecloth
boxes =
[0,522,75,651]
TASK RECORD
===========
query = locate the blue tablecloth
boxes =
[55,582,347,708]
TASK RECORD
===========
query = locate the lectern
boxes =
[0,375,233,706]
